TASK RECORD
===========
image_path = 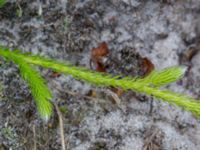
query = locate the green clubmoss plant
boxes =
[0,48,52,121]
[0,0,6,8]
[0,48,200,121]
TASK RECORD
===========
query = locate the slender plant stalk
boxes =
[0,49,200,119]
[54,103,66,150]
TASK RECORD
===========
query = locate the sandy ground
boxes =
[0,0,200,149]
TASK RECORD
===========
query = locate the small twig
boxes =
[16,1,23,17]
[149,98,154,115]
[103,89,121,105]
[143,128,160,150]
[33,125,37,150]
[54,102,66,150]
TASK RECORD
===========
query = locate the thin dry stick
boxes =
[54,102,66,150]
[32,125,37,150]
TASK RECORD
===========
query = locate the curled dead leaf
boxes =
[90,42,109,72]
[141,57,155,77]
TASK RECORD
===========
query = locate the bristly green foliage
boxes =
[0,0,6,8]
[0,49,53,121]
[135,66,187,87]
[0,49,200,119]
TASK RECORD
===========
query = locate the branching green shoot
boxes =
[0,48,200,120]
[0,49,52,121]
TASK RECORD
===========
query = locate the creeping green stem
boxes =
[0,49,200,118]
